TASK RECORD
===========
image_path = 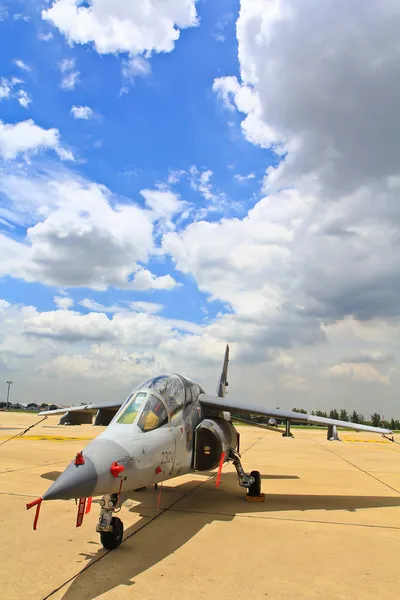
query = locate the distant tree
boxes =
[49,404,58,411]
[311,410,315,416]
[351,410,360,424]
[0,401,6,408]
[371,413,382,427]
[292,408,307,414]
[315,410,328,418]
[329,409,339,420]
[27,403,38,408]
[40,403,49,409]
[339,409,349,422]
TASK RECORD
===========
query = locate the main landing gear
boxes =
[96,493,124,550]
[282,419,294,438]
[229,449,264,501]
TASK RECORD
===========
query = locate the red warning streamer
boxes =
[76,497,86,527]
[26,497,43,531]
[216,451,225,487]
[85,497,92,514]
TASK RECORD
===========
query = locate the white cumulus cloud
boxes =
[0,165,183,292]
[0,119,73,160]
[17,90,32,109]
[14,59,31,72]
[130,269,179,291]
[234,172,255,182]
[130,301,163,314]
[42,0,199,56]
[0,78,11,99]
[71,105,94,120]
[121,56,151,85]
[54,296,74,310]
[141,188,185,223]
[38,31,53,42]
[59,58,80,90]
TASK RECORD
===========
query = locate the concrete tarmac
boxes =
[1,411,399,600]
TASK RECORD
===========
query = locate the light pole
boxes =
[6,380,13,410]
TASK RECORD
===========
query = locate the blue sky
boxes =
[0,0,271,326]
[1,1,399,414]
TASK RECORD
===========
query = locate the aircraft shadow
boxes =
[58,474,400,600]
[197,471,300,480]
[40,471,300,483]
[41,471,62,481]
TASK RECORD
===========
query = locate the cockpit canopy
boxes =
[113,373,203,432]
[139,374,186,409]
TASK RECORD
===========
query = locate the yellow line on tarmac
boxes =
[342,437,390,444]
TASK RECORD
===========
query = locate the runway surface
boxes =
[1,411,399,600]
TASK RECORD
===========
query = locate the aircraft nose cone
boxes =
[43,458,97,500]
[43,438,128,501]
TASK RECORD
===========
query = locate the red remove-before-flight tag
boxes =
[26,497,43,530]
[216,451,225,487]
[76,497,86,527]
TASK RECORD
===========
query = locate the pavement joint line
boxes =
[167,507,400,531]
[0,460,69,475]
[310,436,400,495]
[0,491,40,498]
[41,434,267,599]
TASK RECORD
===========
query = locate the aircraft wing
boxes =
[198,393,392,435]
[38,401,122,425]
[38,401,122,416]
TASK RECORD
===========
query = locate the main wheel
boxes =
[100,517,124,550]
[248,470,261,497]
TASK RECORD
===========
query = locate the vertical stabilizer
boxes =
[216,345,229,398]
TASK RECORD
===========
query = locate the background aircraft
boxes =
[30,345,393,550]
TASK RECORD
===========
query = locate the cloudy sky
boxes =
[1,0,399,417]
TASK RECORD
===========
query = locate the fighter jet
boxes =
[29,345,394,550]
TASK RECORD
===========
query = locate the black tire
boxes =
[100,517,124,550]
[248,470,261,497]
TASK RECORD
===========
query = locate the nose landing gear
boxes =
[100,516,124,550]
[96,493,124,550]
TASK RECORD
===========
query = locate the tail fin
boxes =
[216,345,229,398]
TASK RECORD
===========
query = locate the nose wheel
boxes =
[100,516,124,550]
[96,493,124,550]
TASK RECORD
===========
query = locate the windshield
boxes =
[137,394,168,431]
[116,392,147,424]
